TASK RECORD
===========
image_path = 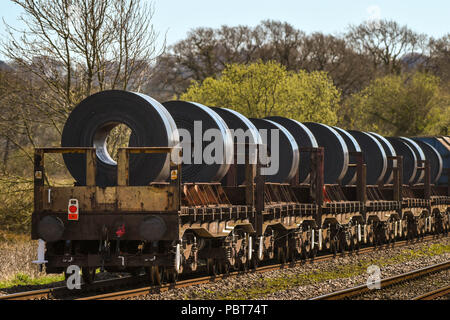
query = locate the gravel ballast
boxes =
[135,237,450,300]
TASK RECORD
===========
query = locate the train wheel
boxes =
[220,261,231,275]
[367,224,374,245]
[288,245,297,262]
[277,247,286,264]
[330,238,338,256]
[147,266,163,285]
[309,246,317,260]
[339,232,346,253]
[207,258,217,276]
[354,236,361,251]
[238,259,248,272]
[249,257,258,270]
[349,236,356,252]
[81,267,96,285]
[165,269,178,284]
[384,224,392,244]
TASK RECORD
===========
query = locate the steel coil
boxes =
[249,118,299,183]
[412,139,443,184]
[368,132,397,184]
[162,101,234,183]
[400,137,426,184]
[303,123,349,184]
[348,131,387,185]
[387,137,418,184]
[266,117,318,184]
[61,91,179,186]
[212,107,262,185]
[333,127,361,185]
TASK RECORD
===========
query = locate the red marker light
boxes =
[68,199,79,221]
[116,225,126,238]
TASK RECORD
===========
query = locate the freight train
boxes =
[31,90,450,284]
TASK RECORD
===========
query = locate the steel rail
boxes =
[310,260,450,300]
[0,288,55,300]
[412,285,450,300]
[0,275,142,301]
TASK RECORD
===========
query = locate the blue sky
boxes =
[1,0,449,58]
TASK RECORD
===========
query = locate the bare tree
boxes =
[347,19,427,75]
[0,0,163,171]
[301,33,374,95]
[428,34,450,83]
[254,20,305,70]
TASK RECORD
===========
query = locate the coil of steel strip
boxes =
[414,136,450,186]
[347,131,387,185]
[162,101,234,183]
[211,107,262,185]
[400,137,426,184]
[303,123,349,184]
[249,118,299,183]
[61,91,179,186]
[368,132,397,184]
[412,139,443,184]
[265,117,318,184]
[333,127,361,185]
[387,137,418,184]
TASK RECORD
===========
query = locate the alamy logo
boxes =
[66,265,81,290]
[366,265,381,290]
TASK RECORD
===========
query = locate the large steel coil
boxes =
[211,107,262,185]
[162,101,234,183]
[367,132,397,184]
[303,123,349,184]
[412,139,443,184]
[400,137,426,184]
[249,119,299,183]
[265,117,318,184]
[61,91,179,187]
[386,137,418,184]
[347,131,387,185]
[333,127,361,185]
[414,137,449,186]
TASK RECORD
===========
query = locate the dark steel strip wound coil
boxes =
[61,90,179,187]
[265,117,318,184]
[333,127,361,185]
[348,131,387,185]
[303,123,349,184]
[212,107,262,185]
[249,119,299,183]
[412,139,443,184]
[400,137,426,184]
[368,132,397,184]
[162,101,234,183]
[387,137,418,184]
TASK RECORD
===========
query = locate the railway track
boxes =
[310,260,450,300]
[412,285,450,300]
[0,234,446,301]
[0,275,145,301]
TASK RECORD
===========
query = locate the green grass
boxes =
[0,273,64,289]
[190,242,450,300]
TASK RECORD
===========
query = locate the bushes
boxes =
[340,72,450,136]
[0,176,33,234]
[180,61,341,125]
